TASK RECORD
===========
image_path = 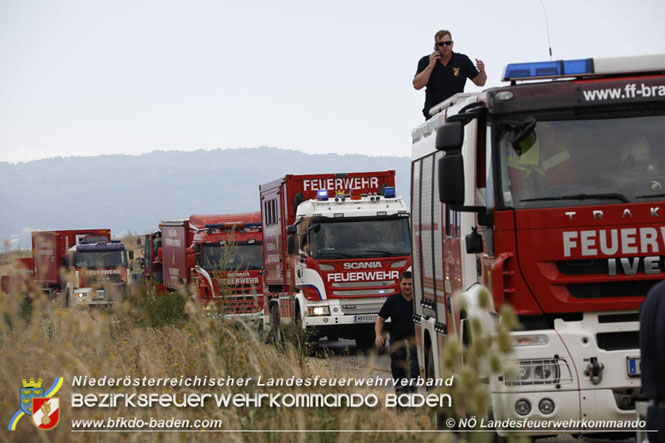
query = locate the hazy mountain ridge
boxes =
[0,147,411,249]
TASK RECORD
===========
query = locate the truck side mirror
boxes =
[129,250,134,260]
[136,237,142,246]
[438,151,465,205]
[287,235,296,255]
[436,121,465,206]
[436,121,464,151]
[293,193,305,210]
[465,227,484,254]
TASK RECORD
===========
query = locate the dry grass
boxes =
[0,281,445,443]
[0,236,515,443]
[0,249,30,278]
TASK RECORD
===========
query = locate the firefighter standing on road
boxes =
[413,30,487,119]
[640,280,665,442]
[374,271,419,393]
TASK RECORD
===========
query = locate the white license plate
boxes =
[354,314,377,323]
[627,356,640,377]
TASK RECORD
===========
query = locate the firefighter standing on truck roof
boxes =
[374,271,418,394]
[413,29,487,119]
[639,280,665,443]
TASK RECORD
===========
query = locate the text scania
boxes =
[343,262,382,270]
[303,177,380,191]
[328,270,399,282]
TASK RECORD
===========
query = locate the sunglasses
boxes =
[436,41,453,47]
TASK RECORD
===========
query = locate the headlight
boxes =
[505,358,572,386]
[513,334,549,347]
[308,306,330,316]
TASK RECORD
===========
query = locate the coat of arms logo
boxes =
[9,377,63,431]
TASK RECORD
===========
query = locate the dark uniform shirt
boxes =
[640,280,665,399]
[416,51,479,118]
[378,292,414,342]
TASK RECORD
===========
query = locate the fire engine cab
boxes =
[410,54,665,433]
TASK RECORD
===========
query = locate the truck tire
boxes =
[270,303,282,343]
[426,345,447,429]
[295,304,319,352]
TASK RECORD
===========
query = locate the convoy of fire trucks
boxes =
[410,54,665,433]
[1,229,132,306]
[2,53,664,436]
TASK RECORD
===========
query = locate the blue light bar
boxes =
[383,186,396,198]
[502,58,593,81]
[317,190,329,201]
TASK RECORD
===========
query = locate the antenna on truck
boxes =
[540,0,553,59]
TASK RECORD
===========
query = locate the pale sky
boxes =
[1,0,664,163]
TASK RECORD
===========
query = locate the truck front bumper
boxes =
[490,311,642,436]
[491,388,642,436]
[304,312,378,327]
[72,284,126,306]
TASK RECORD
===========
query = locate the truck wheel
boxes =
[257,321,266,342]
[270,303,282,343]
[426,345,447,428]
[295,304,319,353]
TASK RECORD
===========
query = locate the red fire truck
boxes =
[410,55,665,433]
[138,230,163,286]
[159,213,264,319]
[30,229,131,305]
[1,257,34,294]
[260,171,411,347]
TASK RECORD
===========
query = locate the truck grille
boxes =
[220,284,261,295]
[566,281,657,299]
[558,257,665,277]
[333,280,394,288]
[339,299,384,315]
[218,295,263,314]
[87,274,124,284]
[331,280,397,297]
[333,289,395,296]
[557,259,609,275]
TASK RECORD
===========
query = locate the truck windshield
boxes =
[309,217,411,259]
[75,250,128,268]
[201,244,263,271]
[497,114,665,209]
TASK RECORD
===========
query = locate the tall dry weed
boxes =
[0,279,443,443]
